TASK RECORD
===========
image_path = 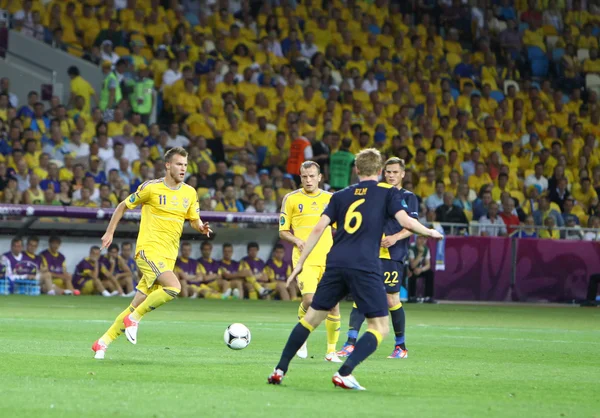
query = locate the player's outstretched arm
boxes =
[101,201,129,250]
[395,211,443,240]
[190,218,213,237]
[381,229,413,248]
[286,214,331,286]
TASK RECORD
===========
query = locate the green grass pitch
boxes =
[0,297,599,418]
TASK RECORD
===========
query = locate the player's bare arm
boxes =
[395,211,443,240]
[286,214,331,287]
[101,200,129,250]
[279,230,305,252]
[190,218,213,237]
[381,229,413,248]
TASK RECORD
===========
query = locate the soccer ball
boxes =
[224,323,251,350]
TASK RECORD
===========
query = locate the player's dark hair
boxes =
[498,173,508,179]
[49,235,61,244]
[11,237,22,246]
[384,157,405,171]
[164,147,188,162]
[122,241,132,249]
[274,243,285,251]
[90,246,100,253]
[108,243,119,252]
[247,242,259,251]
[181,241,191,248]
[27,236,39,244]
[355,148,382,176]
[223,243,233,250]
[300,160,320,174]
[201,241,212,249]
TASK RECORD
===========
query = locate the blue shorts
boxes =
[381,259,405,294]
[311,267,388,318]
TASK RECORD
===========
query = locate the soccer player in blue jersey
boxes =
[267,149,442,390]
[338,157,418,359]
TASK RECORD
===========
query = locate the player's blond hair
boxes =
[355,148,383,176]
[164,147,188,162]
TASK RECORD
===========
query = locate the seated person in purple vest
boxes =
[265,243,297,301]
[106,243,136,297]
[22,236,62,295]
[2,237,33,294]
[120,242,140,286]
[175,242,223,299]
[40,235,77,295]
[72,246,120,296]
[198,241,230,297]
[98,250,126,296]
[218,243,247,299]
[240,242,276,299]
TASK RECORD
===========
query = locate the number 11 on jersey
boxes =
[159,195,167,205]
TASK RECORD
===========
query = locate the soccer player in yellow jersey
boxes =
[279,161,342,363]
[91,147,212,359]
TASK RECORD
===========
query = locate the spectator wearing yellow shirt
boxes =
[578,24,598,49]
[469,162,493,192]
[583,48,600,74]
[539,216,560,239]
[107,109,129,137]
[67,66,97,115]
[176,79,201,120]
[572,177,598,210]
[223,115,253,161]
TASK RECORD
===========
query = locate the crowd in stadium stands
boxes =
[1,0,600,240]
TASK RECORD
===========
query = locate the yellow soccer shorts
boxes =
[52,277,66,289]
[135,250,176,295]
[79,280,95,295]
[206,281,221,291]
[297,265,326,295]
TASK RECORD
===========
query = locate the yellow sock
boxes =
[325,314,341,353]
[130,286,179,322]
[297,302,307,320]
[367,329,383,345]
[100,304,135,346]
[248,291,258,300]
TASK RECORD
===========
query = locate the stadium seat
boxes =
[586,74,600,89]
[503,79,519,94]
[490,91,505,103]
[586,74,600,96]
[577,48,590,62]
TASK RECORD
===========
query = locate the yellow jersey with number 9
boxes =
[125,179,200,261]
[279,189,333,267]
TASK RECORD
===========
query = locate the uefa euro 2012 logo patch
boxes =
[129,193,140,203]
[280,215,285,226]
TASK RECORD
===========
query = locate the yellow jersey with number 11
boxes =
[125,178,200,261]
[279,188,333,267]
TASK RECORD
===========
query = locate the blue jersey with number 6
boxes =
[322,180,406,274]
